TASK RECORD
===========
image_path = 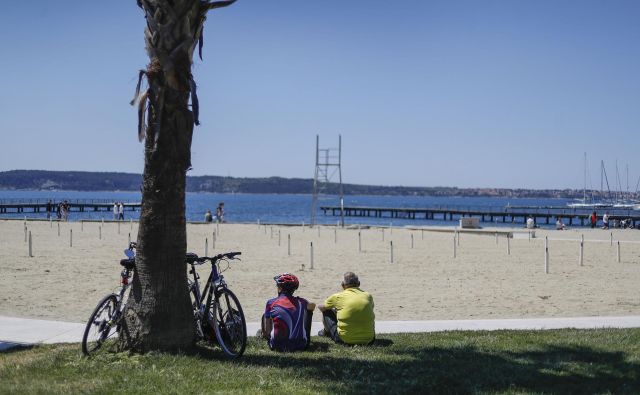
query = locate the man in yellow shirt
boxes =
[317,272,375,345]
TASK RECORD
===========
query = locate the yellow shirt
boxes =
[324,287,375,344]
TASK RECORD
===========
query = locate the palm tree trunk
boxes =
[119,0,235,352]
[119,82,195,352]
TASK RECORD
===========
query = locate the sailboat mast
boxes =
[583,152,587,202]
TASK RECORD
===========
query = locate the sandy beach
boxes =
[0,219,639,324]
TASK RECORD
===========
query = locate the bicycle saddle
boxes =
[119,258,135,270]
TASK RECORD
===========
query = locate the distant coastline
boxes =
[0,169,595,199]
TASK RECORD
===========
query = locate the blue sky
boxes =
[0,0,638,190]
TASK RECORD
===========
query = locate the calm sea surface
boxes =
[0,190,572,228]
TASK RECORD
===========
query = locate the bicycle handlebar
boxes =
[186,251,241,265]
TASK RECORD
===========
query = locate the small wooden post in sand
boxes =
[421,229,424,240]
[118,221,121,234]
[579,234,584,266]
[411,233,414,249]
[544,236,549,274]
[495,232,498,245]
[205,238,208,256]
[50,217,52,228]
[24,225,27,243]
[390,240,394,263]
[128,232,131,245]
[310,242,314,269]
[358,231,362,253]
[334,228,337,244]
[70,229,73,248]
[81,221,84,232]
[57,223,60,237]
[99,226,102,240]
[456,230,460,246]
[381,229,385,242]
[28,231,33,257]
[130,219,133,230]
[212,232,216,249]
[278,230,281,246]
[216,222,220,235]
[610,232,613,247]
[453,235,457,258]
[317,226,320,237]
[617,241,621,263]
[288,234,291,256]
[270,226,273,239]
[507,235,511,255]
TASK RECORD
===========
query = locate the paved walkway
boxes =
[2,315,640,351]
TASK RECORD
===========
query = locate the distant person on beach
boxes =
[46,200,52,219]
[317,272,375,345]
[258,273,315,352]
[113,203,118,220]
[61,201,69,221]
[590,211,597,228]
[56,202,62,219]
[526,216,535,229]
[118,202,125,220]
[216,202,225,223]
[602,212,609,229]
[555,217,566,230]
[204,209,213,222]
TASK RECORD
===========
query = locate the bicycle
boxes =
[81,242,136,356]
[187,251,247,358]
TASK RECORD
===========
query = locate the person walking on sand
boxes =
[216,202,225,223]
[602,212,610,229]
[590,211,597,229]
[317,272,375,345]
[258,273,315,352]
[46,200,52,219]
[113,202,119,221]
[62,200,70,221]
[204,209,213,222]
[118,202,125,221]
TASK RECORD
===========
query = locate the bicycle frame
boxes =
[189,261,226,324]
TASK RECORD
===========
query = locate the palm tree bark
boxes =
[119,0,235,352]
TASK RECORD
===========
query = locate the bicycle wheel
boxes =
[82,294,119,356]
[211,288,246,358]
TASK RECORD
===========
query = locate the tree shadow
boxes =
[237,338,640,394]
[0,341,33,354]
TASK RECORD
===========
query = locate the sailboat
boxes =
[612,162,640,209]
[567,154,612,208]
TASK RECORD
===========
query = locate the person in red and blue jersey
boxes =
[258,273,316,351]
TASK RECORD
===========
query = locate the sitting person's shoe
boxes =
[256,329,263,337]
[317,329,326,337]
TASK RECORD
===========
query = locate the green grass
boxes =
[2,329,640,394]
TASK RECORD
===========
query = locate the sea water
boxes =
[0,190,571,228]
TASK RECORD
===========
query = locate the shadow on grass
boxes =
[0,342,33,354]
[237,338,640,394]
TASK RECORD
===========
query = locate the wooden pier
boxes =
[0,199,140,214]
[320,205,640,227]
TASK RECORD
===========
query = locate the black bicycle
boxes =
[82,242,136,356]
[187,251,247,358]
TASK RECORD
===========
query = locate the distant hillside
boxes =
[0,169,588,198]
